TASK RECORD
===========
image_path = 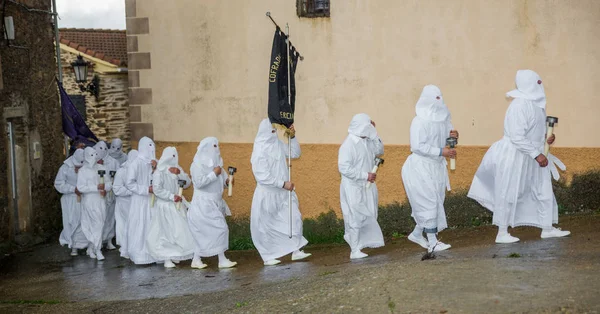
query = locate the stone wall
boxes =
[0,0,64,241]
[60,50,131,150]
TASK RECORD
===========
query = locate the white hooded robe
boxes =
[250,119,308,262]
[188,137,232,257]
[109,138,128,165]
[125,137,157,264]
[146,147,194,262]
[95,141,120,244]
[113,150,138,256]
[76,147,111,251]
[401,85,453,233]
[468,70,565,228]
[55,149,88,249]
[338,113,385,251]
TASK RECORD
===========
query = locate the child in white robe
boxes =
[338,114,385,259]
[188,137,237,269]
[55,148,88,256]
[146,147,195,268]
[112,150,138,258]
[401,85,458,253]
[76,147,111,260]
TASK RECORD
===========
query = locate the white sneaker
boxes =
[96,251,105,261]
[191,258,208,269]
[218,259,238,269]
[495,234,520,244]
[164,260,176,268]
[264,259,281,266]
[86,247,92,256]
[89,251,97,259]
[107,242,117,250]
[70,249,78,256]
[428,241,451,253]
[408,233,429,249]
[541,227,571,239]
[291,250,312,261]
[350,250,368,260]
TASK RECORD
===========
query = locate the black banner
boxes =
[267,29,300,129]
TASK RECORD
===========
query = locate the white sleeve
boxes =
[191,165,219,189]
[338,140,368,181]
[152,172,174,201]
[410,118,442,157]
[506,102,542,159]
[285,137,301,159]
[125,162,149,196]
[54,165,75,194]
[112,169,131,197]
[252,155,285,189]
[76,169,96,194]
[368,135,384,157]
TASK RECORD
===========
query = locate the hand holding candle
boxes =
[366,157,384,189]
[176,179,186,210]
[446,137,458,171]
[150,179,155,207]
[97,170,106,198]
[227,166,237,197]
[544,116,558,156]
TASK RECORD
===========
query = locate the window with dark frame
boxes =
[297,0,330,18]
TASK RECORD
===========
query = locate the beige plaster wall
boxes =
[135,0,600,147]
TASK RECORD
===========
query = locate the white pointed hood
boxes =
[415,85,451,122]
[348,113,377,139]
[64,148,85,168]
[157,147,179,172]
[251,119,282,164]
[506,69,546,109]
[109,138,126,160]
[83,147,98,169]
[94,141,109,161]
[137,136,156,164]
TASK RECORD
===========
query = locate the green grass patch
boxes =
[225,171,600,250]
[507,253,521,258]
[235,301,248,308]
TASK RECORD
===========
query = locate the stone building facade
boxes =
[59,29,131,150]
[0,0,64,241]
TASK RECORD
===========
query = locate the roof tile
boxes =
[59,28,128,67]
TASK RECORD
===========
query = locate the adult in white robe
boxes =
[76,147,111,260]
[146,147,195,268]
[468,70,570,243]
[109,138,128,165]
[338,114,385,259]
[113,150,138,258]
[125,136,158,264]
[95,141,120,250]
[402,85,457,253]
[250,119,310,266]
[55,148,88,255]
[188,137,237,269]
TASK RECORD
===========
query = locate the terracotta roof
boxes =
[59,28,127,67]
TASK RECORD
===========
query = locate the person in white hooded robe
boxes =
[112,149,138,258]
[125,136,158,264]
[55,148,88,256]
[401,85,458,253]
[338,114,385,259]
[109,138,128,165]
[468,70,570,243]
[250,119,311,266]
[94,141,120,250]
[188,137,237,269]
[76,147,111,260]
[146,147,195,268]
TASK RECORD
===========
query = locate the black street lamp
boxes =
[70,55,100,100]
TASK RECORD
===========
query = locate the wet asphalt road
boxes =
[1,214,599,313]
